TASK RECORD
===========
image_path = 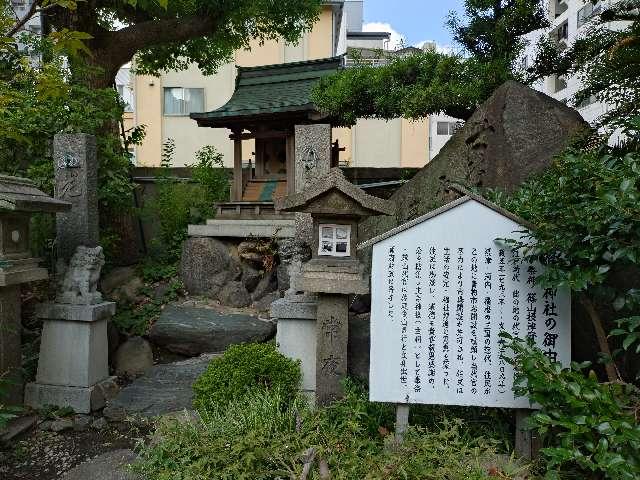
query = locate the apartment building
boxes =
[126,0,434,169]
[522,0,612,125]
[9,0,42,59]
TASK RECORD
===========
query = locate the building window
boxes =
[436,121,460,136]
[163,87,205,116]
[319,224,351,257]
[557,22,569,42]
[577,2,601,28]
[553,75,568,93]
[578,94,597,109]
[554,0,568,18]
[117,84,134,112]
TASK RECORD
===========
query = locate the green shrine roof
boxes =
[191,56,343,129]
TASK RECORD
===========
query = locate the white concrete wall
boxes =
[428,114,460,161]
[522,0,623,129]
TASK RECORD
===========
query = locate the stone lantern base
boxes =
[25,302,118,414]
[272,294,318,402]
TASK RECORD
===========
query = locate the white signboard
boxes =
[368,198,571,408]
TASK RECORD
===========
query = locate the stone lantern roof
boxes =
[275,168,393,217]
[0,175,71,212]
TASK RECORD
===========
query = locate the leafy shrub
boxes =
[506,334,640,479]
[192,343,301,414]
[144,141,229,265]
[111,279,183,336]
[0,374,21,429]
[137,380,514,479]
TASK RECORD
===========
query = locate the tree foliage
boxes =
[506,335,640,479]
[527,0,640,137]
[313,0,547,124]
[35,0,322,87]
[489,139,640,381]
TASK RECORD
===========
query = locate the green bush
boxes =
[505,334,640,479]
[0,373,21,429]
[137,380,517,480]
[192,343,301,414]
[143,141,229,265]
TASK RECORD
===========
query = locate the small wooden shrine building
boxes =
[191,57,342,222]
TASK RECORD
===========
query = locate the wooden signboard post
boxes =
[360,193,571,458]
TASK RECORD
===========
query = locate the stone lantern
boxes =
[0,175,71,404]
[275,168,392,405]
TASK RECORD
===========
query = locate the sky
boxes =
[361,0,466,51]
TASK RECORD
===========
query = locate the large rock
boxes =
[114,337,154,377]
[359,81,590,252]
[101,266,138,294]
[61,449,142,480]
[218,281,252,308]
[181,237,238,296]
[104,355,215,420]
[148,305,276,356]
[241,263,262,293]
[251,270,278,301]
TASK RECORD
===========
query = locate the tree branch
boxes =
[107,14,218,65]
[7,0,38,37]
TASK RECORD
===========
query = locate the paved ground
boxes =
[1,420,147,480]
[61,449,142,480]
[103,354,217,421]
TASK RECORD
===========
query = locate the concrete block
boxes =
[36,317,109,387]
[276,318,316,395]
[36,302,116,322]
[270,295,317,320]
[25,376,118,414]
[189,219,295,238]
[300,270,370,295]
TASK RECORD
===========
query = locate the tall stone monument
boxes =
[294,124,332,193]
[54,134,100,262]
[276,169,392,405]
[271,124,333,402]
[25,246,117,413]
[0,176,70,404]
[25,133,117,412]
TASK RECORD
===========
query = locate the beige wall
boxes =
[135,75,163,166]
[308,7,334,59]
[400,118,429,167]
[333,118,429,169]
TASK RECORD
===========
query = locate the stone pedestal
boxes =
[54,134,99,263]
[0,285,23,404]
[272,295,317,401]
[0,262,50,405]
[316,294,349,406]
[25,302,117,413]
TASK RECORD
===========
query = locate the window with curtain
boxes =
[163,87,205,116]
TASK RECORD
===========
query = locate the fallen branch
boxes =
[318,459,332,480]
[299,448,316,480]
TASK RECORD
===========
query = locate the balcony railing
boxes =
[344,57,390,68]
